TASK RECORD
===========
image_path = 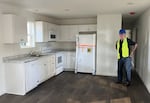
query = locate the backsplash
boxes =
[1,42,76,57]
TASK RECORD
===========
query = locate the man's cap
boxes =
[119,29,126,35]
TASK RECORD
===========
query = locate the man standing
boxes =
[116,29,138,86]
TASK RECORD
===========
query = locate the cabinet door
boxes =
[55,25,60,41]
[38,58,49,83]
[78,25,97,32]
[69,25,78,41]
[71,52,76,69]
[60,25,69,41]
[2,14,27,43]
[35,21,48,42]
[35,22,44,42]
[66,52,75,69]
[43,62,49,80]
[63,52,67,68]
[88,25,97,31]
[64,52,76,70]
[43,22,49,42]
[78,25,89,32]
[14,16,27,43]
[48,23,59,41]
[60,25,78,41]
[25,61,38,92]
[48,23,56,32]
[48,55,56,77]
[5,63,26,95]
[66,52,71,68]
[51,55,56,75]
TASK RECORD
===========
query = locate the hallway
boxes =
[0,72,149,103]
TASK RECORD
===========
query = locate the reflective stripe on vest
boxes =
[117,38,129,59]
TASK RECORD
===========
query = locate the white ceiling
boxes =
[0,0,150,19]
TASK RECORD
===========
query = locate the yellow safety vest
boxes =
[117,38,129,59]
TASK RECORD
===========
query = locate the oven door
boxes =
[56,53,63,68]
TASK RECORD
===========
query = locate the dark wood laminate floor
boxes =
[0,71,150,103]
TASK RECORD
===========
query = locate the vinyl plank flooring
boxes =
[0,71,150,103]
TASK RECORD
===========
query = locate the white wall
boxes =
[135,8,150,92]
[96,14,122,76]
[0,13,5,95]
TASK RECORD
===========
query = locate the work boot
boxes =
[123,81,131,87]
[115,81,122,84]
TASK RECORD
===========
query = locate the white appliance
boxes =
[49,31,56,41]
[56,52,64,75]
[75,32,96,75]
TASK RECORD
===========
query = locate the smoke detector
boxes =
[129,12,136,15]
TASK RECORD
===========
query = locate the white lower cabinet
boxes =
[5,54,56,95]
[5,63,26,95]
[37,58,49,83]
[5,61,39,95]
[63,52,76,71]
[25,60,40,92]
[38,55,56,83]
[48,55,56,77]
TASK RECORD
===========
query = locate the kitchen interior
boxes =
[0,0,150,103]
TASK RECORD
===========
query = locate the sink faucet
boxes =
[29,50,34,55]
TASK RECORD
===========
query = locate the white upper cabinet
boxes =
[59,25,69,41]
[78,24,97,32]
[48,23,57,32]
[35,21,49,42]
[59,24,97,42]
[59,25,78,41]
[35,21,59,42]
[55,25,60,41]
[2,14,27,44]
[69,25,79,41]
[48,23,59,41]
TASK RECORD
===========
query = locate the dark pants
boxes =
[118,57,132,82]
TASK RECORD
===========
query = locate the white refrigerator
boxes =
[75,32,96,75]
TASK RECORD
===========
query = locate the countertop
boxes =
[3,49,76,63]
